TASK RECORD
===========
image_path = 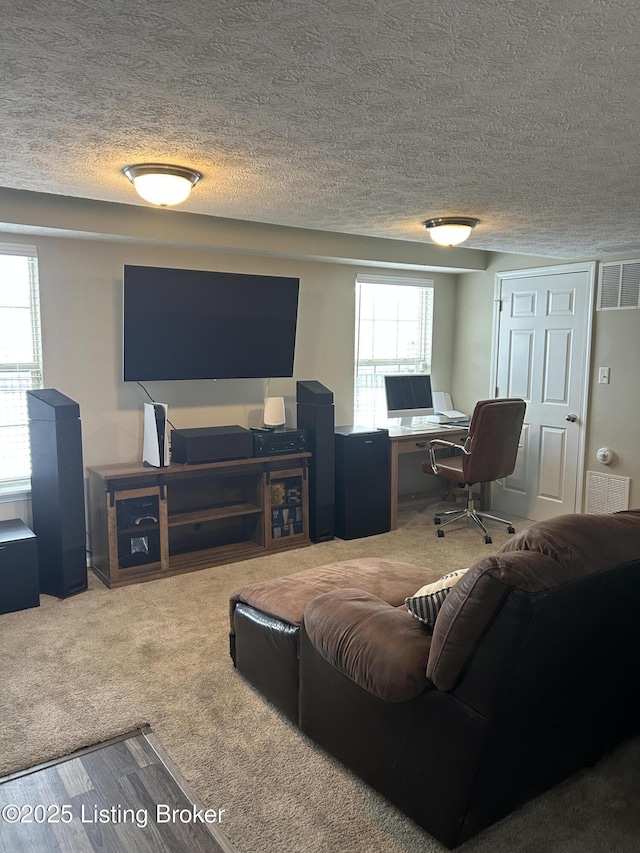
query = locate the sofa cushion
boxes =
[427,550,563,691]
[499,509,640,574]
[303,588,433,702]
[230,558,438,632]
[405,568,469,628]
[428,510,640,692]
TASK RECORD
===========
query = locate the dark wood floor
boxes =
[0,727,235,853]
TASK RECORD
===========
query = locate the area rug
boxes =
[2,505,639,852]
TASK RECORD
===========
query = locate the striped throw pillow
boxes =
[405,569,469,628]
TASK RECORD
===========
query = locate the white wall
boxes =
[0,494,31,527]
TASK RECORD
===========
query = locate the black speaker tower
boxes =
[27,389,88,598]
[296,380,335,542]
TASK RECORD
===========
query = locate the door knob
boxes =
[565,413,578,422]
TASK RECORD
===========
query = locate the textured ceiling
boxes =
[2,0,640,258]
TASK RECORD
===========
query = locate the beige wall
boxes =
[453,252,640,509]
[5,190,635,525]
[586,291,640,507]
[0,221,458,521]
[451,252,559,412]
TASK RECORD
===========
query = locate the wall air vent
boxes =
[585,471,630,514]
[597,260,640,310]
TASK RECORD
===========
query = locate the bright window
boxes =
[0,244,43,493]
[354,275,434,427]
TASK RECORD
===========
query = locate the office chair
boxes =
[423,397,526,543]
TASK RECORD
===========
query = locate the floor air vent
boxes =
[598,260,640,310]
[585,471,630,514]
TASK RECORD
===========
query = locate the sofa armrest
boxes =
[303,588,432,702]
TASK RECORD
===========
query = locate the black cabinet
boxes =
[334,427,391,540]
[0,519,39,614]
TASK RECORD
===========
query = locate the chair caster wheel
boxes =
[434,517,441,525]
[437,529,445,538]
[483,535,492,544]
[507,526,515,534]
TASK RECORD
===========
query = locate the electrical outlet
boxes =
[598,367,610,384]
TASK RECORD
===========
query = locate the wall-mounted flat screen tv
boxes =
[123,265,300,381]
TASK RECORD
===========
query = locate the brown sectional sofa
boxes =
[230,510,640,848]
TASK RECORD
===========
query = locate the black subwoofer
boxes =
[0,519,39,614]
[27,389,88,598]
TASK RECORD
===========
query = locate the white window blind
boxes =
[0,243,43,493]
[355,275,434,427]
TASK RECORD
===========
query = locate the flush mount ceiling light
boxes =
[122,163,202,207]
[423,216,480,247]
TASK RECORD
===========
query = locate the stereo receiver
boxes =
[252,427,307,457]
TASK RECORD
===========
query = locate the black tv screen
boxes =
[123,265,300,381]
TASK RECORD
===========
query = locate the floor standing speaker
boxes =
[27,389,88,598]
[296,380,335,542]
[335,426,391,540]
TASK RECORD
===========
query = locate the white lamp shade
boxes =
[427,223,474,246]
[423,217,479,247]
[123,164,202,207]
[131,173,194,206]
[263,396,286,427]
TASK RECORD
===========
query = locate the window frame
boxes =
[354,274,435,428]
[0,242,43,498]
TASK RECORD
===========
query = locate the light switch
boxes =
[598,367,610,384]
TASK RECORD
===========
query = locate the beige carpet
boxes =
[2,505,639,852]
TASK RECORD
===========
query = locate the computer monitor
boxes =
[384,374,434,427]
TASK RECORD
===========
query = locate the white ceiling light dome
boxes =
[123,163,202,206]
[423,216,480,247]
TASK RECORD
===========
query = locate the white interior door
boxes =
[491,263,595,521]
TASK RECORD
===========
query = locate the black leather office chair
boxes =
[423,397,526,543]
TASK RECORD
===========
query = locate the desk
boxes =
[388,425,469,529]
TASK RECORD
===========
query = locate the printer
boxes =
[426,391,470,425]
